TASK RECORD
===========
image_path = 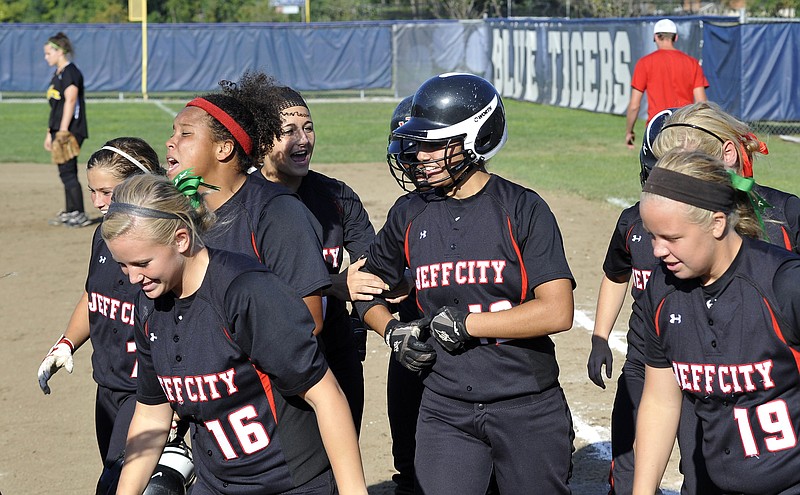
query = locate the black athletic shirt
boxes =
[358,174,575,402]
[643,237,800,494]
[135,249,329,494]
[205,172,330,298]
[47,63,87,139]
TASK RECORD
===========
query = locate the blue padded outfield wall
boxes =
[2,17,799,123]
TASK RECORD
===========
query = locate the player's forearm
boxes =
[117,402,173,495]
[591,275,630,339]
[302,293,324,336]
[303,371,368,494]
[625,106,639,135]
[466,278,574,339]
[362,303,394,338]
[632,366,682,494]
[63,291,91,351]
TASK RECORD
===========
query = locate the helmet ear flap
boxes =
[639,107,676,187]
[474,101,507,159]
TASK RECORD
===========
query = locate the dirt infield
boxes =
[0,162,681,494]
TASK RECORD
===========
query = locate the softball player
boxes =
[647,101,800,494]
[102,173,367,495]
[355,73,576,494]
[221,72,395,432]
[652,101,800,254]
[164,93,331,346]
[384,95,426,495]
[36,137,167,488]
[633,149,800,494]
[43,32,91,227]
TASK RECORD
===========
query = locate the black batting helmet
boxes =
[640,108,676,186]
[388,73,507,192]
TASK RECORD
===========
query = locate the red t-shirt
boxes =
[631,49,709,122]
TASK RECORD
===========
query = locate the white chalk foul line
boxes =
[570,308,680,495]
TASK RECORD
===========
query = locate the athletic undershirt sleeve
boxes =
[255,195,331,298]
[354,196,415,318]
[224,271,328,396]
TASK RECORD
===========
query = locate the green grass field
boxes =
[2,98,798,204]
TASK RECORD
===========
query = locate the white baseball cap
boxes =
[654,19,677,35]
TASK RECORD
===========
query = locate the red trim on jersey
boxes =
[403,222,412,268]
[403,222,424,314]
[781,226,792,251]
[607,459,615,495]
[763,297,800,372]
[254,366,279,425]
[250,232,262,263]
[221,325,279,423]
[654,298,667,337]
[506,216,528,304]
[624,223,636,254]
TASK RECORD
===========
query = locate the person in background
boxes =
[43,31,91,228]
[624,19,708,150]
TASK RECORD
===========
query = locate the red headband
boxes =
[186,97,253,156]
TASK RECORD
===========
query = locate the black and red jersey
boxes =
[206,172,330,298]
[644,237,800,494]
[361,174,574,402]
[86,225,138,392]
[135,249,330,494]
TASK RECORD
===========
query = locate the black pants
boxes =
[52,132,85,213]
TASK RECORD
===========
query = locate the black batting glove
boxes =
[430,306,472,352]
[384,318,436,373]
[587,335,613,389]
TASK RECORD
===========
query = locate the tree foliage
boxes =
[0,0,796,22]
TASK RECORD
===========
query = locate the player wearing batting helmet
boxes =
[355,73,576,494]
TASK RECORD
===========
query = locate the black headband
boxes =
[277,87,308,112]
[643,167,735,212]
[106,201,182,220]
[661,123,725,143]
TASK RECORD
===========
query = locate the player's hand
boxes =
[37,335,75,394]
[44,132,52,152]
[625,131,636,150]
[347,257,389,301]
[384,318,436,373]
[430,306,472,353]
[587,335,613,389]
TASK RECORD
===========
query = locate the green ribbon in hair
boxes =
[727,170,772,239]
[173,168,220,208]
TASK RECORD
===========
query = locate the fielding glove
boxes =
[51,131,80,164]
[38,335,75,394]
[430,306,472,352]
[384,318,435,373]
[587,335,613,389]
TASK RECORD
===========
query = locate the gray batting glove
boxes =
[430,306,472,352]
[37,335,75,394]
[384,317,436,373]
